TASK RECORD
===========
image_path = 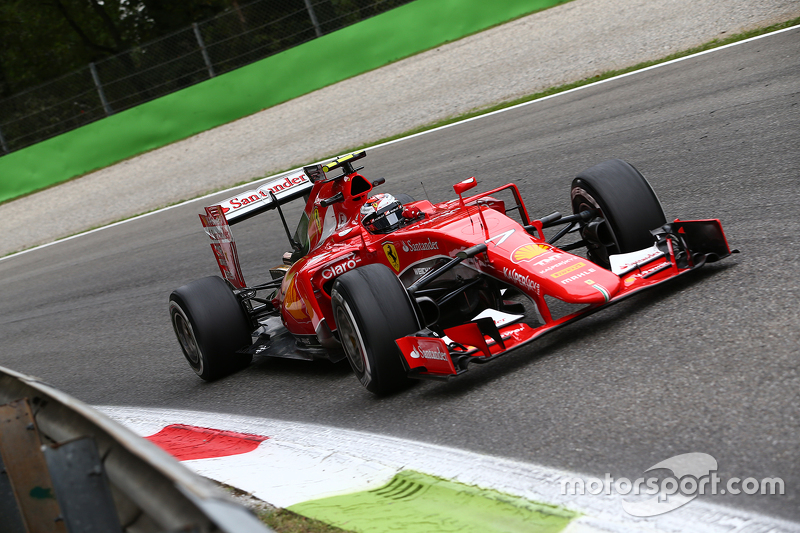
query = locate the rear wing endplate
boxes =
[215,169,314,225]
[199,205,247,289]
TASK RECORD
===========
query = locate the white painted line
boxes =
[2,24,796,264]
[99,406,800,533]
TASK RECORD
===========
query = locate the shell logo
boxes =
[511,243,550,263]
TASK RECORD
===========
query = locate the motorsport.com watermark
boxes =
[560,453,785,517]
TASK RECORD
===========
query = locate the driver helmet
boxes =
[360,193,403,233]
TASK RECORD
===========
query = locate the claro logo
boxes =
[321,256,361,279]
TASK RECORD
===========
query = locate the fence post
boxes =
[193,23,215,78]
[303,0,322,37]
[0,125,8,154]
[89,63,113,116]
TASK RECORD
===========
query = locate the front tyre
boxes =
[331,264,420,395]
[571,159,667,268]
[169,276,253,381]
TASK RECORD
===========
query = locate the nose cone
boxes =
[536,254,621,304]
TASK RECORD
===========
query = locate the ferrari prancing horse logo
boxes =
[383,242,400,272]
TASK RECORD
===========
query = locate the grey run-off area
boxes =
[1,0,798,257]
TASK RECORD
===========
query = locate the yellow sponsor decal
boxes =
[323,151,364,172]
[551,262,587,278]
[383,242,400,272]
[511,243,550,263]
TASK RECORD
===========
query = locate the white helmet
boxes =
[360,193,403,233]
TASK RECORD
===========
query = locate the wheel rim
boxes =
[336,306,365,373]
[572,185,619,264]
[171,305,203,371]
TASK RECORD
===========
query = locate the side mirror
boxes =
[453,177,477,196]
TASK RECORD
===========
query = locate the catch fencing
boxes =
[0,0,413,155]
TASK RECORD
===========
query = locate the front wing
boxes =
[395,219,736,380]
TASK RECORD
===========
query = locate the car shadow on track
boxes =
[247,356,352,379]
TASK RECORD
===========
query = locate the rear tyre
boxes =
[169,276,253,381]
[331,264,419,395]
[571,159,667,268]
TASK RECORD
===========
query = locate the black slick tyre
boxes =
[571,159,667,268]
[169,276,253,381]
[331,263,419,395]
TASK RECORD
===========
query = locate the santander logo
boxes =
[221,173,309,213]
[401,238,439,252]
[409,345,448,361]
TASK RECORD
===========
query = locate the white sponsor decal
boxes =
[413,267,432,276]
[321,256,362,279]
[401,238,439,252]
[639,262,668,277]
[472,308,524,328]
[220,171,310,214]
[609,244,662,275]
[502,324,527,338]
[533,254,566,267]
[502,267,540,294]
[560,268,597,285]
[409,346,449,361]
[538,258,575,274]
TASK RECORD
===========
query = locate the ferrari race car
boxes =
[169,151,736,394]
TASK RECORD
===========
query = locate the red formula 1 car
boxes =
[169,151,735,394]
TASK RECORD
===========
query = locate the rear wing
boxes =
[199,168,317,287]
[215,169,314,225]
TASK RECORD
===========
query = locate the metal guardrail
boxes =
[0,365,272,533]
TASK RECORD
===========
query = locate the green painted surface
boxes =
[28,486,55,499]
[288,470,577,533]
[0,0,566,205]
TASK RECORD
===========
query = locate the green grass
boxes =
[3,16,798,260]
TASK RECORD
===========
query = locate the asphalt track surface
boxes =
[1,28,798,521]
